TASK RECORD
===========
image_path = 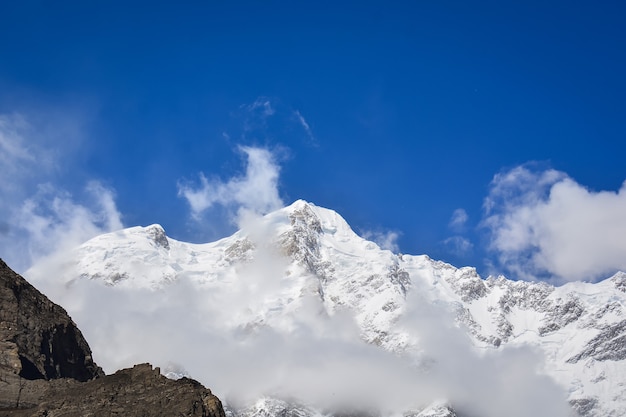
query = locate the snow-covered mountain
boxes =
[26,200,626,417]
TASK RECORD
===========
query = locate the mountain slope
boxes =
[0,258,103,383]
[0,259,226,417]
[26,200,626,417]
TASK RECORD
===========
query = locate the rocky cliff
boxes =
[0,259,225,417]
[2,363,225,417]
[0,258,102,382]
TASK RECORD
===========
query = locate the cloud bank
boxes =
[483,164,626,282]
[29,247,572,417]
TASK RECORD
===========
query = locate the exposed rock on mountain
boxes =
[567,319,626,363]
[0,258,102,382]
[0,259,225,417]
[1,363,225,417]
[9,363,225,417]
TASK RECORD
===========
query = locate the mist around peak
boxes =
[24,203,575,417]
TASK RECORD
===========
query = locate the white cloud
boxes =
[0,114,33,163]
[395,288,571,417]
[444,209,472,258]
[232,97,317,148]
[293,109,316,145]
[362,229,401,253]
[448,208,468,231]
[8,181,124,273]
[246,98,275,117]
[238,98,276,140]
[293,110,311,133]
[483,164,626,282]
[0,113,56,195]
[178,146,283,224]
[29,256,572,417]
[0,112,123,273]
[443,236,473,256]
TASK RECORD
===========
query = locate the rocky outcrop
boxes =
[4,363,225,417]
[567,319,626,363]
[0,259,225,417]
[0,258,102,382]
[0,363,225,417]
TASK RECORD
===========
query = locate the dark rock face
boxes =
[0,364,225,417]
[567,319,626,363]
[539,297,585,336]
[569,397,599,417]
[146,224,170,250]
[15,363,225,417]
[0,258,102,382]
[0,259,226,417]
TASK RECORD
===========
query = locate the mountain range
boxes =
[24,200,626,417]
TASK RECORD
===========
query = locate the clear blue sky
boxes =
[1,1,625,282]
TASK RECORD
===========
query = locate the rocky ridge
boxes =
[0,259,225,417]
[0,259,102,383]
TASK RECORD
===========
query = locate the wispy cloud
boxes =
[442,209,473,258]
[246,98,275,117]
[448,208,468,232]
[0,112,123,272]
[178,146,284,225]
[293,109,316,146]
[442,235,473,256]
[240,97,276,140]
[0,113,55,195]
[483,163,626,282]
[229,97,317,148]
[19,182,123,268]
[0,114,34,163]
[361,229,401,253]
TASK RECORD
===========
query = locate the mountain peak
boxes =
[283,200,357,238]
[284,199,314,211]
[145,224,170,250]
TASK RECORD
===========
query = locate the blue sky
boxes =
[1,1,625,282]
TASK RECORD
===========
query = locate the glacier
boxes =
[25,200,626,417]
